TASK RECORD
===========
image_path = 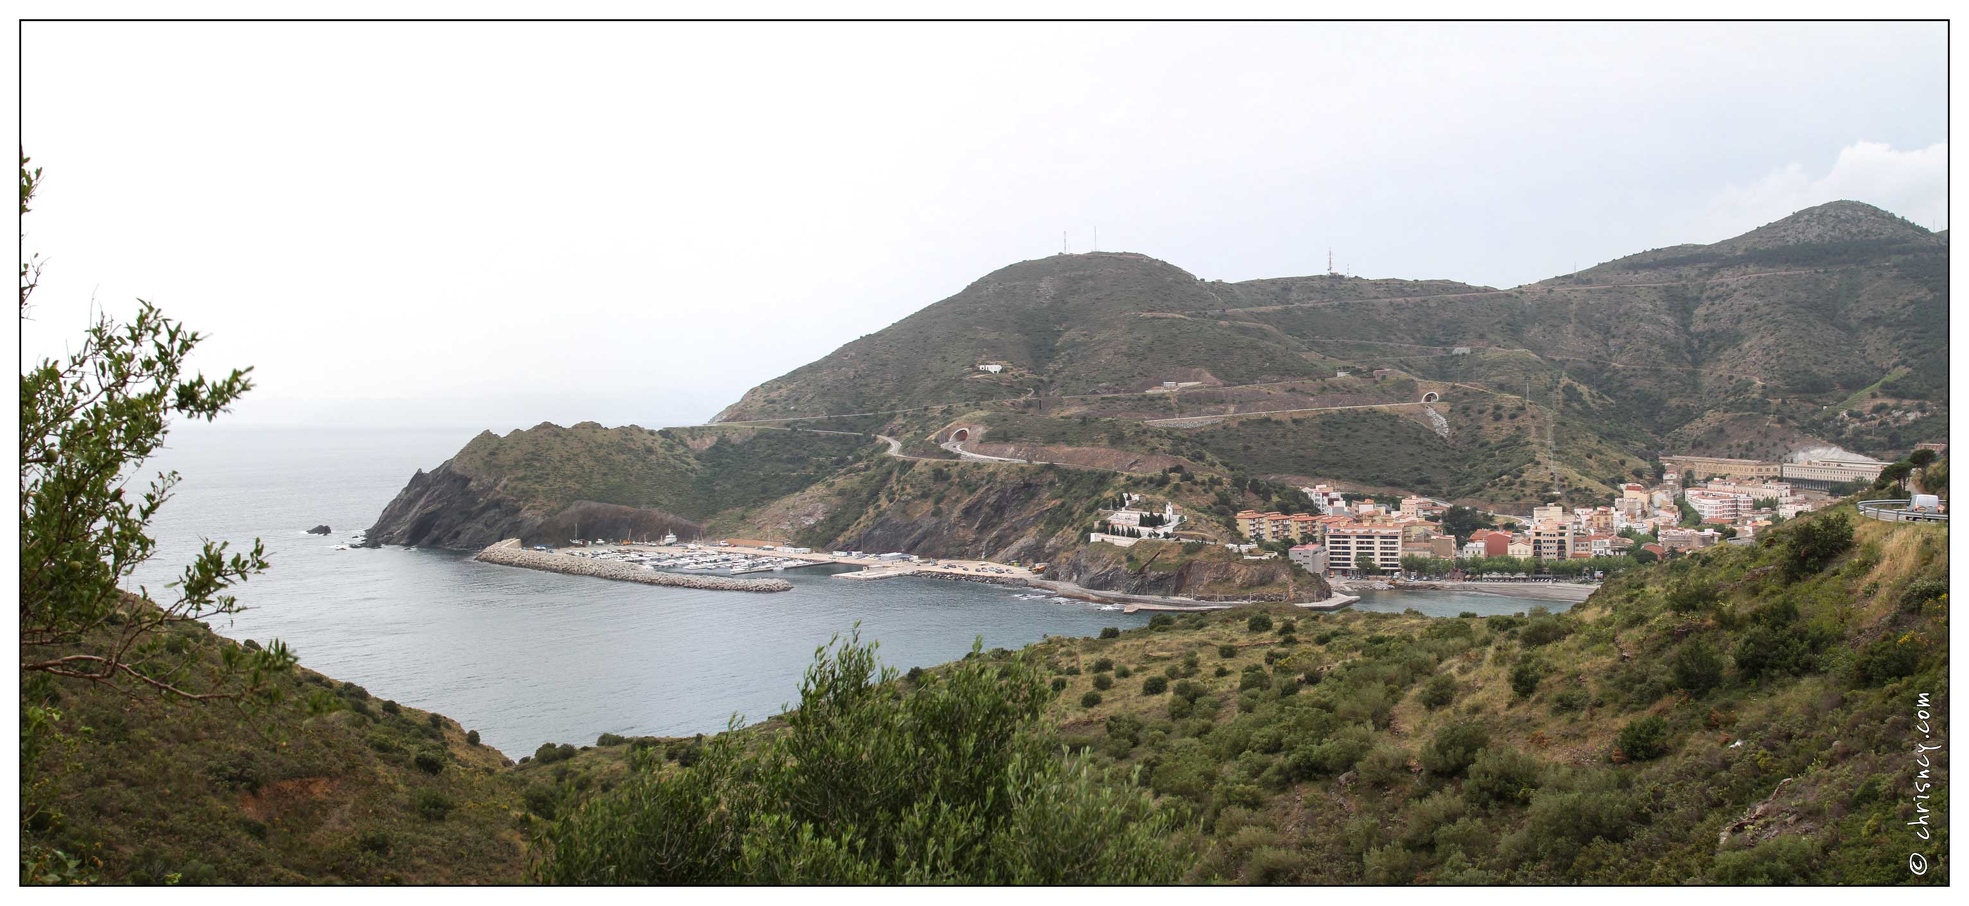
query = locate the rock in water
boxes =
[307,525,332,535]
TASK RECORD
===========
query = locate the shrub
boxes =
[1900,578,1948,612]
[466,729,481,746]
[1466,747,1542,806]
[1092,674,1114,691]
[356,830,393,855]
[1357,744,1412,788]
[1080,691,1104,708]
[1238,665,1272,692]
[1733,624,1816,680]
[1219,644,1238,658]
[534,742,576,765]
[1510,660,1544,698]
[597,732,629,747]
[1215,666,1231,678]
[1099,627,1121,639]
[1050,677,1068,693]
[1142,675,1169,695]
[540,634,1192,883]
[1419,673,1458,710]
[427,712,445,729]
[1616,715,1669,761]
[1092,658,1114,673]
[1150,615,1174,631]
[524,785,559,819]
[1783,511,1853,579]
[1421,722,1490,777]
[1519,616,1570,647]
[1710,835,1821,884]
[1666,580,1717,613]
[381,700,401,716]
[1851,634,1922,686]
[1248,614,1274,633]
[1549,687,1589,713]
[413,789,455,821]
[412,750,446,775]
[1672,639,1725,694]
[1114,665,1132,679]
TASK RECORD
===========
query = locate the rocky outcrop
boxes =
[1050,541,1331,604]
[306,525,331,535]
[363,462,702,550]
[364,461,531,549]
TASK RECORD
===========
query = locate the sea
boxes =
[126,425,1570,757]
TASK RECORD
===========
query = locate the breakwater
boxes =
[474,541,792,592]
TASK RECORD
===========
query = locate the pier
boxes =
[474,541,793,592]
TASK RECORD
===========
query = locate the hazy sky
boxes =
[19,21,1947,432]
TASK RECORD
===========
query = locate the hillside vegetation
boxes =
[22,607,529,884]
[1021,507,1948,883]
[23,509,1947,885]
[699,200,1942,511]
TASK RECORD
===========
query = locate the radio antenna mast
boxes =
[1093,226,1098,251]
[1062,230,1069,254]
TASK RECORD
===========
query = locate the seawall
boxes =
[473,541,792,592]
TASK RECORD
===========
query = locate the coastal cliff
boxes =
[364,421,866,550]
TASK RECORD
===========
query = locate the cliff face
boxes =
[363,461,534,549]
[365,422,864,550]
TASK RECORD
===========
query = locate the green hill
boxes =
[702,201,1944,510]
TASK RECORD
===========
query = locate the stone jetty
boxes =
[473,540,792,592]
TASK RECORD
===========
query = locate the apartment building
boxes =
[1530,521,1573,561]
[1325,524,1404,574]
[1684,489,1753,523]
[1289,543,1328,574]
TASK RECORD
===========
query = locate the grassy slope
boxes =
[1023,508,1948,884]
[447,421,872,525]
[23,618,530,884]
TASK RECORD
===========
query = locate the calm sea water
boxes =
[125,426,1157,756]
[125,426,1569,757]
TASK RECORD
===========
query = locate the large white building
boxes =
[1684,489,1752,523]
[1324,525,1403,574]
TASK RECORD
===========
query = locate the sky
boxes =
[18,20,1949,433]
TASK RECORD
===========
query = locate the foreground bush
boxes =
[536,632,1190,884]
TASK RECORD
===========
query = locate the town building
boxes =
[1661,455,1782,481]
[1659,527,1722,553]
[1780,456,1886,490]
[1324,524,1403,574]
[1289,543,1328,574]
[1684,489,1753,523]
[1301,484,1348,515]
[1506,536,1534,559]
[1530,522,1573,561]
